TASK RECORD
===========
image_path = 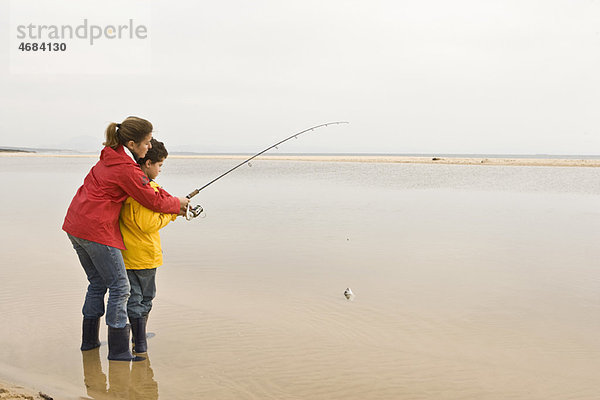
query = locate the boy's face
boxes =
[141,158,164,181]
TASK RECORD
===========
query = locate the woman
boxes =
[63,116,189,361]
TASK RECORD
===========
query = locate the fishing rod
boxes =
[185,121,349,220]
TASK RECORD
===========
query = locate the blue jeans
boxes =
[68,234,130,328]
[127,269,157,319]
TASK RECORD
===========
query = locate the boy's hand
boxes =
[178,197,190,216]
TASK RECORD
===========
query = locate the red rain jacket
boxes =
[62,145,180,249]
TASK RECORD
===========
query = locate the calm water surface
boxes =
[0,156,599,399]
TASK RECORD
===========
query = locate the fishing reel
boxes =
[185,204,205,221]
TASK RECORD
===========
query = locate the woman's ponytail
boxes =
[103,117,153,149]
[103,122,120,148]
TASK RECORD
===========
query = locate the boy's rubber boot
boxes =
[130,317,148,353]
[108,324,145,362]
[81,318,101,351]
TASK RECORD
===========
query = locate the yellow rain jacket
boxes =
[119,181,177,270]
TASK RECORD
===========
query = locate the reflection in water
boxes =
[129,355,159,400]
[82,349,107,399]
[81,349,158,400]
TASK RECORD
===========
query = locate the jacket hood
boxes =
[100,145,135,167]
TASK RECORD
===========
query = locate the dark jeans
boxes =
[127,269,157,319]
[68,233,130,328]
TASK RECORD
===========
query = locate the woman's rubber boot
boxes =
[81,318,101,351]
[108,324,145,362]
[130,317,148,354]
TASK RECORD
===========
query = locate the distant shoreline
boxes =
[0,149,33,153]
[2,152,600,167]
[170,154,600,167]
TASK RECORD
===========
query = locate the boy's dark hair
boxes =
[138,138,168,165]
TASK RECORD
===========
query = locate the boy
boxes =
[119,138,178,353]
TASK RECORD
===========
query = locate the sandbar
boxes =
[1,152,599,167]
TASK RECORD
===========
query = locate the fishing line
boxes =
[184,121,349,220]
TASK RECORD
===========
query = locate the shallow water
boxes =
[0,156,599,399]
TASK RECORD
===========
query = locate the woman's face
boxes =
[129,133,153,159]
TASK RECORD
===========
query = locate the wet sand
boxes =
[0,381,51,400]
[1,155,599,399]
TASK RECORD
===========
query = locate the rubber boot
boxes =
[108,324,145,362]
[81,318,101,351]
[130,317,148,353]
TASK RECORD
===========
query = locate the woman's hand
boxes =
[178,197,190,216]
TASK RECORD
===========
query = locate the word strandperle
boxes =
[16,19,148,45]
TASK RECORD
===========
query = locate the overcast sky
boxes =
[1,0,599,154]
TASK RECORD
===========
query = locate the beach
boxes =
[1,154,599,399]
[3,0,599,397]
